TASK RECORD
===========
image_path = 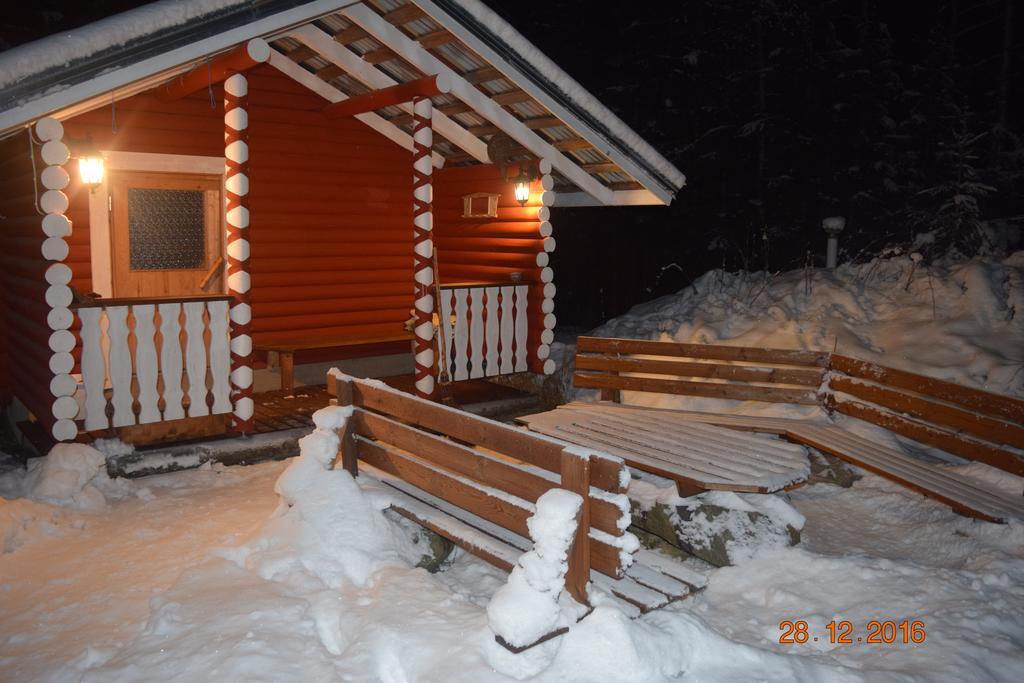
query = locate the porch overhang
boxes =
[0,0,685,207]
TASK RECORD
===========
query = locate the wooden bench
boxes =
[256,331,413,392]
[536,336,1024,523]
[326,370,706,630]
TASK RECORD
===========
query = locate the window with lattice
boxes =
[127,188,206,270]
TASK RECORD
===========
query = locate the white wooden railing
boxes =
[74,295,233,430]
[438,283,529,380]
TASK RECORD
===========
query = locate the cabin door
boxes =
[108,171,224,298]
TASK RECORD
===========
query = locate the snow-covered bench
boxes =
[325,371,705,647]
[545,336,1024,523]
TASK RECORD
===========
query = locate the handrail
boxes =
[70,294,233,309]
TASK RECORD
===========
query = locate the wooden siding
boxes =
[432,164,548,371]
[0,131,54,425]
[59,64,418,364]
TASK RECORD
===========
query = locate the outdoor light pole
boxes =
[823,216,846,269]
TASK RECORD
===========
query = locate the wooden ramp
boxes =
[536,401,1024,524]
[518,402,810,494]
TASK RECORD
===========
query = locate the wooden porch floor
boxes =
[251,376,538,435]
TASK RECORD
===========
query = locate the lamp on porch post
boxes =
[411,94,436,400]
[224,72,254,433]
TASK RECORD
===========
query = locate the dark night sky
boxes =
[3,1,1021,327]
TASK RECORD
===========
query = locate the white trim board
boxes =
[88,151,225,297]
[0,0,362,136]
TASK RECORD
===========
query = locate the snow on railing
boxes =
[438,283,529,380]
[74,295,233,431]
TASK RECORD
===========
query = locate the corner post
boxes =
[34,117,77,442]
[225,72,254,433]
[412,95,436,399]
[559,447,591,606]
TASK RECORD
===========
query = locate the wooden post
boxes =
[34,117,78,442]
[527,160,557,376]
[322,74,450,118]
[330,373,358,476]
[559,447,591,606]
[225,72,254,433]
[412,95,436,399]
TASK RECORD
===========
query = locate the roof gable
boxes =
[0,0,685,205]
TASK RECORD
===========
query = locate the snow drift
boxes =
[592,253,1024,398]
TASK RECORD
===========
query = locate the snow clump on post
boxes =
[485,488,584,678]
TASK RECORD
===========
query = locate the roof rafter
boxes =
[266,49,445,168]
[407,0,680,205]
[340,3,614,205]
[290,24,489,164]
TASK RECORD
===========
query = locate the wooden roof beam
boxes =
[360,47,398,65]
[332,25,369,45]
[553,138,594,151]
[285,44,317,62]
[382,4,427,26]
[581,162,622,174]
[463,66,504,84]
[289,24,489,163]
[417,29,457,50]
[390,100,470,125]
[341,3,614,204]
[491,89,532,106]
[267,49,445,168]
[156,39,270,102]
[323,75,450,118]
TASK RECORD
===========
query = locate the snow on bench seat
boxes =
[362,466,703,616]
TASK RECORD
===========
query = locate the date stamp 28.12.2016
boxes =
[779,620,926,645]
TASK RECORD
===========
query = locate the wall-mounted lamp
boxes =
[513,174,531,206]
[71,137,104,192]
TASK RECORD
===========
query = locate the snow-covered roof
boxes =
[0,0,686,206]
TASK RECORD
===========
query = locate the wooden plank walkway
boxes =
[519,403,810,493]
[531,402,1024,524]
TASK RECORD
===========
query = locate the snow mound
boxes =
[487,490,582,656]
[226,405,401,590]
[592,253,1024,398]
[26,443,137,511]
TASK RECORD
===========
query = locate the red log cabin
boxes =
[0,0,685,449]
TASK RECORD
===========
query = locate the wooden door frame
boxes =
[107,169,225,299]
[87,151,224,297]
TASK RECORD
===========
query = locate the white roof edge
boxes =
[0,0,249,90]
[427,0,685,196]
[0,0,357,136]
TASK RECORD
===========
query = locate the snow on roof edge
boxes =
[447,0,686,192]
[0,0,250,91]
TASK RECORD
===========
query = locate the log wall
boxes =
[0,132,53,423]
[57,64,418,364]
[0,65,559,421]
[432,164,551,373]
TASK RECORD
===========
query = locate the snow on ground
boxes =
[2,254,1022,681]
[0,441,1022,680]
[593,253,1024,398]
